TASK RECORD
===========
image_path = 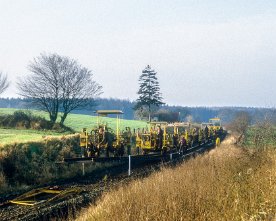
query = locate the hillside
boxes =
[1,98,276,123]
[0,108,147,145]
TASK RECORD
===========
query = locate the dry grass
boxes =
[0,134,81,193]
[77,137,276,221]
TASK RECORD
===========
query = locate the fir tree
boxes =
[135,65,164,121]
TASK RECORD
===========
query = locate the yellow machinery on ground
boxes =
[79,110,127,157]
[9,186,80,206]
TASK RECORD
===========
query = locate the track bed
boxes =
[0,136,224,221]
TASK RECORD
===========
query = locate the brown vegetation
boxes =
[227,111,251,144]
[251,120,276,149]
[0,135,81,194]
[77,138,276,221]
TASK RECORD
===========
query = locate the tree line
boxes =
[0,97,275,124]
[0,54,166,126]
[1,53,276,126]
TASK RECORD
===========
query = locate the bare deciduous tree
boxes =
[0,72,10,94]
[59,59,102,125]
[17,53,102,125]
[186,115,193,123]
[228,111,251,144]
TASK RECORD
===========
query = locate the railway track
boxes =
[0,137,223,221]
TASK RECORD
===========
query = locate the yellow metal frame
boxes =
[80,128,88,148]
[80,110,124,150]
[140,122,168,151]
[96,110,124,147]
[10,187,80,206]
[139,122,195,151]
[209,118,222,131]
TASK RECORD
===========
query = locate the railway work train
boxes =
[79,110,224,158]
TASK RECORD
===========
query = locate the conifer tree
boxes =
[135,65,164,121]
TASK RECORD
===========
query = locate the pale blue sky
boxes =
[0,0,276,107]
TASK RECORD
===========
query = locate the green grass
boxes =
[0,108,147,145]
[0,128,68,145]
[64,114,147,132]
[244,125,276,148]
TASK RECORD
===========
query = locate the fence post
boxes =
[170,153,173,161]
[128,155,131,176]
[82,162,85,176]
[81,151,85,176]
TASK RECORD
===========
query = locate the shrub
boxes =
[0,171,8,192]
[251,121,276,149]
[0,135,80,187]
[0,110,73,131]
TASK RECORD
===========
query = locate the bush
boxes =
[251,121,276,149]
[52,123,74,133]
[0,110,72,131]
[0,135,80,187]
[0,171,8,192]
[152,109,180,122]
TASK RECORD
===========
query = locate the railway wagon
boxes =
[79,110,224,158]
[79,110,132,157]
[136,121,201,154]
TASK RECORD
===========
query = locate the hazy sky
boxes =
[1,0,276,107]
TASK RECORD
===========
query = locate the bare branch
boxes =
[17,53,102,125]
[0,72,10,94]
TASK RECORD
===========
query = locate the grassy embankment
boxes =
[0,108,147,145]
[77,136,276,221]
[0,108,147,193]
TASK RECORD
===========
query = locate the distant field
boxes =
[0,108,147,145]
[0,128,69,145]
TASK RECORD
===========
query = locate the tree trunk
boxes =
[49,98,59,125]
[49,112,58,124]
[60,112,68,126]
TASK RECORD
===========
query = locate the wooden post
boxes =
[82,163,85,176]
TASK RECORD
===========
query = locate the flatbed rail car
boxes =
[136,121,206,154]
[78,111,225,158]
[79,110,133,157]
[209,117,222,131]
[136,121,167,154]
[201,118,224,139]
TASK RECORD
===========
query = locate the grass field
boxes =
[0,108,147,145]
[0,128,70,145]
